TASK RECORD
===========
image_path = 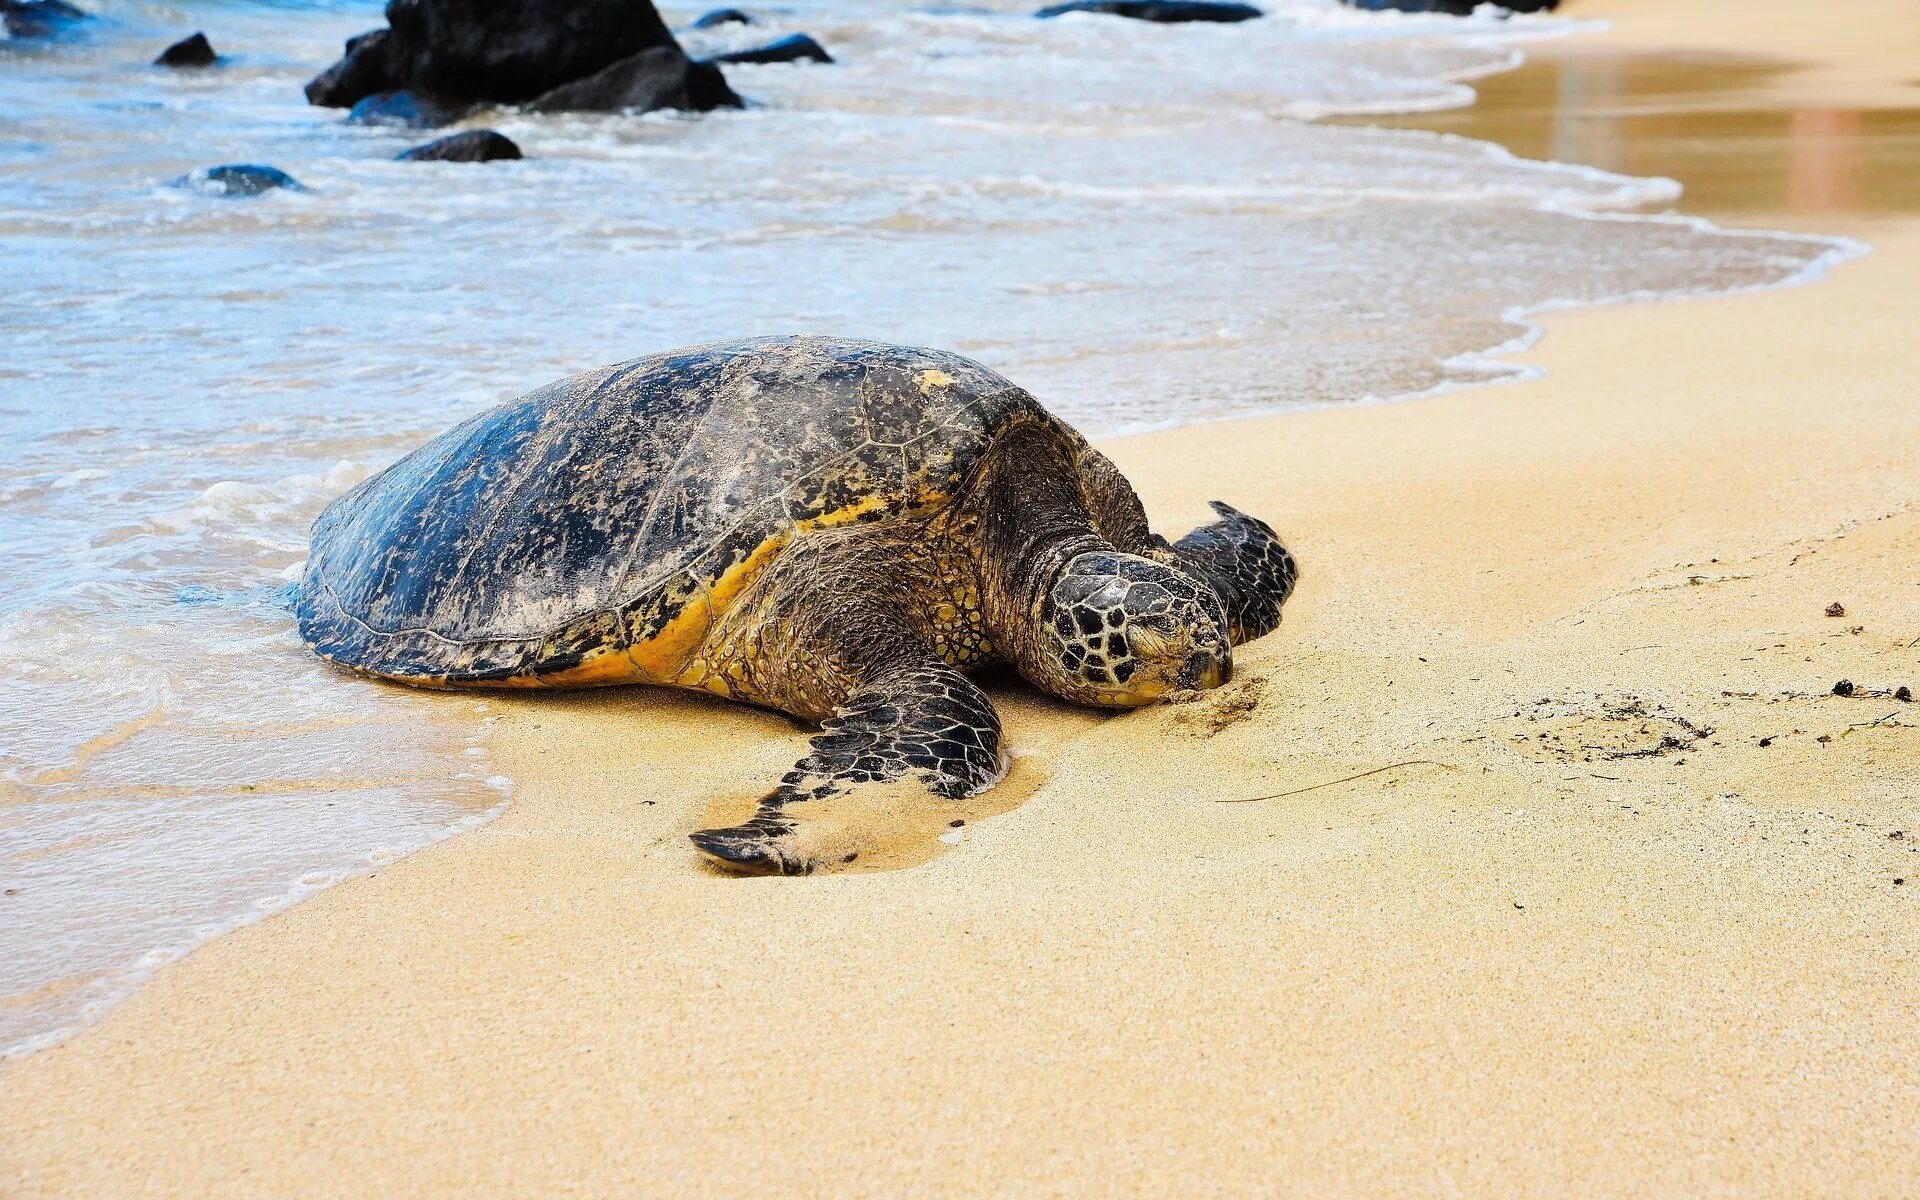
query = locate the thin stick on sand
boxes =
[1218,759,1455,804]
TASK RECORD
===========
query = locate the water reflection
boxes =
[1360,50,1920,217]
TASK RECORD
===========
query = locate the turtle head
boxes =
[1037,550,1231,708]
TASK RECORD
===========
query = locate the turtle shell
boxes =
[296,336,1066,685]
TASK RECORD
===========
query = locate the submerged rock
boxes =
[2,0,91,40]
[1344,0,1556,12]
[705,33,831,66]
[306,0,686,110]
[346,89,474,129]
[396,130,523,162]
[690,7,753,28]
[1035,1,1262,22]
[176,164,305,198]
[154,31,217,67]
[525,45,740,114]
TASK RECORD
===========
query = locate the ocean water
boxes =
[0,0,1853,1057]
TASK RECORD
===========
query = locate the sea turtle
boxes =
[297,336,1297,874]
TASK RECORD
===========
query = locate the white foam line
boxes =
[1094,219,1871,442]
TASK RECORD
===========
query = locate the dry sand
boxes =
[5,1,1918,1195]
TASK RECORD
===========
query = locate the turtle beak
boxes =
[1184,650,1229,691]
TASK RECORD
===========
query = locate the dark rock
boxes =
[396,129,522,162]
[1036,1,1262,22]
[1897,686,1913,703]
[308,0,683,111]
[1833,679,1855,697]
[176,164,305,198]
[2,0,90,40]
[525,45,740,114]
[704,33,830,66]
[1343,0,1556,14]
[1825,601,1846,617]
[154,31,217,67]
[346,89,474,129]
[306,28,399,108]
[690,7,753,28]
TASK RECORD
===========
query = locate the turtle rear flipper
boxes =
[690,659,1004,875]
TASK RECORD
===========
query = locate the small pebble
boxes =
[1825,602,1846,618]
[1758,736,1773,747]
[1897,686,1912,703]
[1832,679,1854,697]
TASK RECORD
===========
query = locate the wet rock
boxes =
[1832,679,1855,697]
[347,89,474,129]
[691,7,753,28]
[175,164,305,198]
[1036,1,1263,22]
[525,45,740,114]
[307,0,686,110]
[705,33,831,66]
[396,129,522,162]
[154,31,217,67]
[307,28,398,107]
[1343,0,1557,13]
[2,0,90,40]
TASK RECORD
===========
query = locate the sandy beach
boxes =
[5,0,1918,1195]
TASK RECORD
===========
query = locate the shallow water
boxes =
[0,0,1851,1057]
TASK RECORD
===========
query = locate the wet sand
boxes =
[5,0,1919,1195]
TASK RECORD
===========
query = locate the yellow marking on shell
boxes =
[654,533,791,689]
[793,491,898,532]
[631,589,714,682]
[914,369,955,394]
[526,646,646,688]
[706,532,790,614]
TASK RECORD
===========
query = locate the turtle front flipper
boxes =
[690,659,1004,875]
[1171,501,1298,645]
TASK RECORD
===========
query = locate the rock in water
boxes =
[347,89,474,129]
[525,45,741,114]
[690,7,753,28]
[175,164,305,198]
[154,31,217,67]
[307,28,398,107]
[396,130,523,162]
[2,0,91,40]
[307,0,687,109]
[1035,1,1263,22]
[705,33,831,66]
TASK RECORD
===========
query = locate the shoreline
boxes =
[6,1,1919,1195]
